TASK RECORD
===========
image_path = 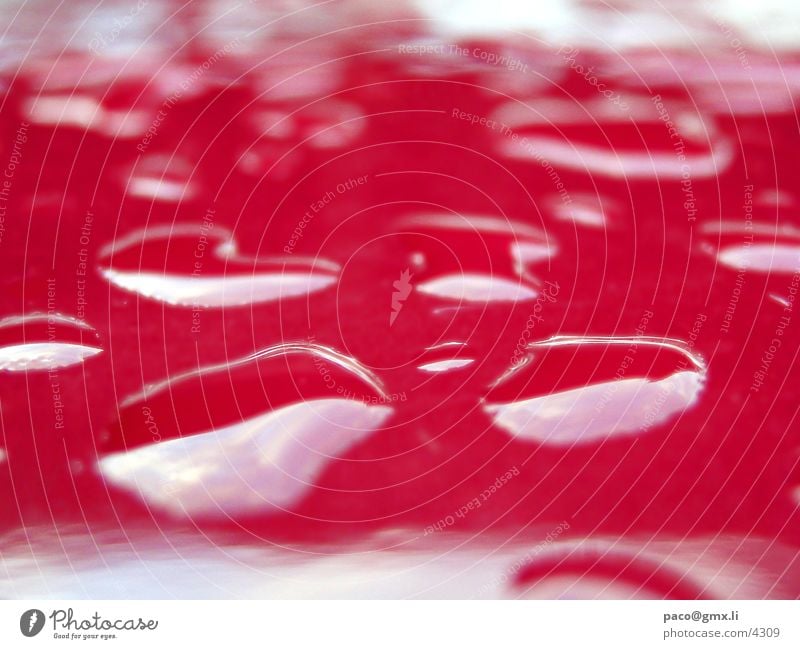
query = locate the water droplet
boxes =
[398,213,556,285]
[0,342,102,372]
[101,268,337,308]
[493,94,731,180]
[501,134,733,180]
[718,243,800,274]
[254,55,344,101]
[509,534,800,599]
[255,109,294,139]
[0,312,95,332]
[108,341,388,458]
[425,341,467,351]
[401,213,546,240]
[99,399,393,519]
[756,189,795,208]
[127,155,195,202]
[770,293,792,308]
[510,539,702,599]
[485,335,706,445]
[417,273,538,303]
[549,193,612,229]
[411,252,426,269]
[300,100,365,149]
[99,223,229,258]
[511,241,556,278]
[26,94,148,137]
[121,341,386,411]
[417,358,475,373]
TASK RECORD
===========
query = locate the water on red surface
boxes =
[0,0,799,598]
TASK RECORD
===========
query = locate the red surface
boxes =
[0,3,799,598]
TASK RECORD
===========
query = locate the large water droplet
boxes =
[99,225,339,307]
[718,243,800,274]
[110,341,387,454]
[98,398,393,519]
[26,94,149,137]
[485,335,706,445]
[486,371,703,445]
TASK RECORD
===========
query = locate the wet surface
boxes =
[0,0,799,598]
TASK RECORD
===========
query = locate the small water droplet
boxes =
[484,335,706,445]
[99,226,339,307]
[417,273,538,303]
[417,358,475,373]
[769,293,792,308]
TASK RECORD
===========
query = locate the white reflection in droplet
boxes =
[26,95,149,138]
[0,342,102,371]
[99,224,340,273]
[401,213,546,239]
[490,353,533,388]
[718,243,800,273]
[769,293,791,308]
[493,96,633,129]
[98,399,393,518]
[511,241,556,277]
[550,193,610,229]
[700,221,800,239]
[417,359,474,373]
[485,335,706,445]
[127,177,190,201]
[127,155,195,202]
[417,273,538,303]
[101,268,337,308]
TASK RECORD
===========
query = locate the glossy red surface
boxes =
[0,0,799,598]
